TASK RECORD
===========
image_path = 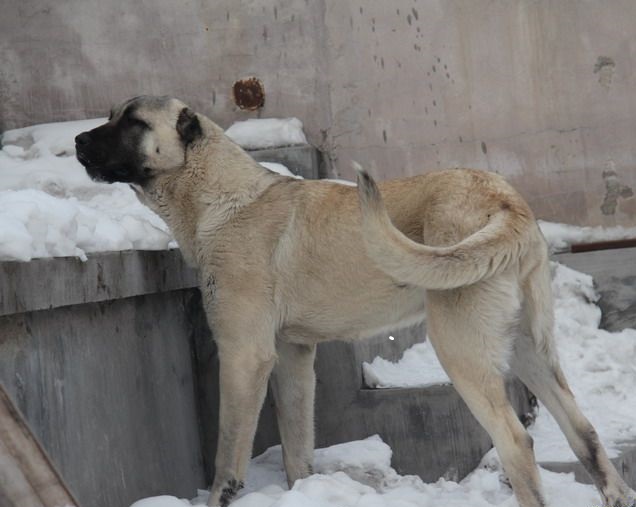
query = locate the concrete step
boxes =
[314,333,532,483]
[540,440,636,488]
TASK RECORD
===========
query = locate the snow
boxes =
[363,340,450,388]
[131,436,600,507]
[0,118,305,262]
[530,262,636,462]
[8,117,631,263]
[538,220,636,253]
[225,118,308,150]
[259,162,301,179]
[363,261,636,463]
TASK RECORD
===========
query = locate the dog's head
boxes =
[75,95,202,184]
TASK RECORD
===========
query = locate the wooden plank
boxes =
[0,384,79,507]
[570,238,636,253]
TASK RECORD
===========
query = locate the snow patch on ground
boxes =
[225,118,307,150]
[531,262,636,462]
[132,436,600,507]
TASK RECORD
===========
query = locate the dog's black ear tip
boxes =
[177,107,202,145]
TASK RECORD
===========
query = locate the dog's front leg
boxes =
[270,338,317,486]
[206,312,277,507]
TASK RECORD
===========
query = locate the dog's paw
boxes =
[607,491,636,507]
[207,478,244,507]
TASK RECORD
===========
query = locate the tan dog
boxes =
[75,96,636,507]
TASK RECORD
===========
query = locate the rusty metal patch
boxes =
[232,77,265,110]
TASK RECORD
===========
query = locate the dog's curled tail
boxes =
[354,163,530,290]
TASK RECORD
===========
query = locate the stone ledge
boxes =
[0,249,197,317]
[248,144,321,179]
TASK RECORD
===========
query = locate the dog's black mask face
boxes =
[75,104,152,184]
[75,96,201,185]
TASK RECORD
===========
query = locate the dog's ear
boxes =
[176,107,202,145]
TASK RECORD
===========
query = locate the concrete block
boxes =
[248,145,321,179]
[0,290,206,507]
[314,333,533,482]
[0,250,198,317]
[555,247,636,331]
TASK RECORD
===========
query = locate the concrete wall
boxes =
[2,2,636,222]
[0,249,533,506]
[0,0,331,142]
[323,0,636,227]
[0,251,283,507]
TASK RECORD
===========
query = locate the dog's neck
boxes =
[140,116,280,266]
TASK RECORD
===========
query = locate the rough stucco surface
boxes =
[0,0,330,140]
[322,1,636,226]
[2,0,636,225]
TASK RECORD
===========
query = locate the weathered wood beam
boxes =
[0,384,79,507]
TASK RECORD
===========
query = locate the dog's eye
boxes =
[128,117,150,129]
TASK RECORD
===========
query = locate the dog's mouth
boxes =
[76,148,121,183]
[75,149,92,167]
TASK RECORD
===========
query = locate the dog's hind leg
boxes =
[513,264,636,507]
[271,339,317,486]
[206,311,277,507]
[426,285,547,507]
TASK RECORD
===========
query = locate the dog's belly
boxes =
[280,286,427,344]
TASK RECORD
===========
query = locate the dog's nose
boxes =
[75,132,92,146]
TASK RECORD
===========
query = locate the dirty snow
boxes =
[131,436,601,507]
[363,262,636,464]
[225,118,307,150]
[0,118,304,262]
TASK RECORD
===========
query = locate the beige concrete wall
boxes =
[2,1,636,225]
[0,0,330,143]
[322,0,636,226]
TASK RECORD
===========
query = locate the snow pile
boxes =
[530,262,636,462]
[0,119,304,262]
[0,119,174,261]
[362,262,636,463]
[538,220,636,253]
[131,436,600,507]
[225,118,307,150]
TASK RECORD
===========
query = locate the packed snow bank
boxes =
[538,220,636,252]
[0,119,302,262]
[225,118,307,150]
[363,262,636,462]
[2,117,633,265]
[0,118,174,261]
[530,262,636,462]
[131,436,600,507]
